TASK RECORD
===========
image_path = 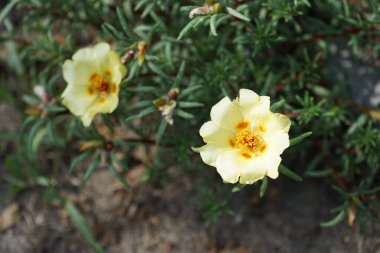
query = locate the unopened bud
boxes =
[161,101,177,125]
[34,85,50,102]
[79,140,102,152]
[167,88,180,100]
[138,41,147,51]
[153,98,166,108]
[121,50,135,64]
[208,3,222,15]
[190,3,222,19]
[189,6,209,19]
[137,41,147,66]
[104,141,113,151]
[26,105,43,117]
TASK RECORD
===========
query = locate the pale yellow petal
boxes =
[92,95,119,114]
[261,153,281,179]
[238,88,259,116]
[105,94,119,112]
[262,113,291,134]
[81,95,119,127]
[80,112,93,127]
[215,149,242,183]
[61,84,96,116]
[199,121,236,147]
[263,132,290,155]
[79,94,119,127]
[210,97,244,130]
[73,42,110,62]
[238,92,270,120]
[199,144,228,167]
[102,51,127,84]
[119,64,127,79]
[249,96,270,116]
[93,42,112,60]
[63,60,97,85]
[238,156,267,184]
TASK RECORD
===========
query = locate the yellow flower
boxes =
[199,89,291,184]
[61,42,127,127]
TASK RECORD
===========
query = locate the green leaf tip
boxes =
[226,7,251,22]
[320,210,346,227]
[260,176,268,197]
[279,164,303,182]
[65,201,105,253]
[177,17,201,41]
[210,14,218,36]
[232,183,246,192]
[191,146,201,153]
[290,132,312,146]
[270,99,286,111]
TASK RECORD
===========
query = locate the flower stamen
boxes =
[235,129,259,150]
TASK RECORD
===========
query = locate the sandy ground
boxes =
[1,159,380,253]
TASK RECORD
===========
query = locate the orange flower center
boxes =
[235,129,259,150]
[229,121,268,159]
[87,71,117,99]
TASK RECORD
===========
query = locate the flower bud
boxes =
[208,3,222,15]
[34,85,50,102]
[104,141,113,151]
[26,105,44,117]
[153,98,166,108]
[121,50,135,64]
[137,41,147,66]
[79,140,102,152]
[167,88,180,100]
[189,6,209,19]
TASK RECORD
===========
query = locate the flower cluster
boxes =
[61,44,290,185]
[199,89,291,184]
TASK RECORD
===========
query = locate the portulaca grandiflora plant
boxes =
[2,0,380,250]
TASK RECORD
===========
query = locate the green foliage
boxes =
[65,201,105,253]
[259,176,268,197]
[194,181,233,225]
[1,0,380,244]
